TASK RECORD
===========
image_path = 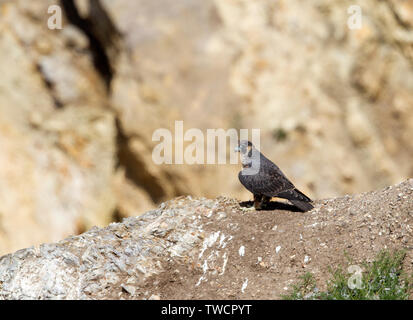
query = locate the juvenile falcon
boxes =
[235,140,314,212]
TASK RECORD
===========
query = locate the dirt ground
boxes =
[1,180,411,300]
[149,179,413,299]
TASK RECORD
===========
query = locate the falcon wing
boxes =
[238,155,294,196]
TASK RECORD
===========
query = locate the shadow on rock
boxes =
[239,200,303,212]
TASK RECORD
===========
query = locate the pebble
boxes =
[121,284,136,296]
[216,212,227,220]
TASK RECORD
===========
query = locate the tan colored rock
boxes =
[0,0,117,255]
[1,0,413,256]
[0,179,411,299]
[102,0,413,201]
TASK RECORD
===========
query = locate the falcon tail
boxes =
[277,188,314,212]
[289,199,314,212]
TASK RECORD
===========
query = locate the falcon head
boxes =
[234,140,253,154]
[234,140,255,168]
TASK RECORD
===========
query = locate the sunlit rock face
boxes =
[0,180,412,299]
[0,0,412,254]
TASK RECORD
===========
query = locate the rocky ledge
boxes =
[0,179,412,299]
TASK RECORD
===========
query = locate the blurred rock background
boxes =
[0,0,412,255]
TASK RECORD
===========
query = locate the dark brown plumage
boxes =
[235,140,314,212]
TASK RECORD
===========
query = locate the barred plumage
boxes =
[235,140,314,212]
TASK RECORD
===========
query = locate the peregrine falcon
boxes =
[235,140,314,212]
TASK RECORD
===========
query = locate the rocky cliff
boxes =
[0,179,411,299]
[0,0,412,256]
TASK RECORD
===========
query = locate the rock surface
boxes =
[0,179,411,300]
[0,0,413,255]
[0,0,118,254]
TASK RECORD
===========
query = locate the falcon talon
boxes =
[235,140,314,212]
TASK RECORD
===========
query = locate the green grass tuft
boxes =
[282,250,412,300]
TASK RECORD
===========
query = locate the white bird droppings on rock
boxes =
[221,235,232,249]
[202,260,208,273]
[218,233,226,248]
[198,231,220,258]
[195,276,206,287]
[219,252,228,276]
[241,278,248,293]
[239,246,245,256]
